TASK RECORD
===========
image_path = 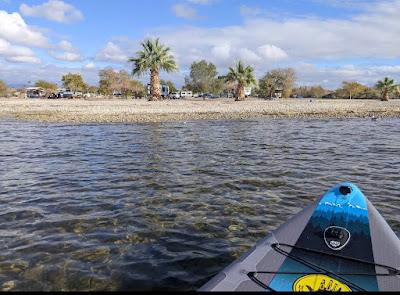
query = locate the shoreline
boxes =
[1,98,400,123]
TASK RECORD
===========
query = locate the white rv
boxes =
[26,87,46,99]
[244,87,252,97]
[147,84,170,98]
[180,91,193,98]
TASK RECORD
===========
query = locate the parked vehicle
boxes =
[202,93,216,99]
[26,87,46,99]
[244,87,252,97]
[180,91,193,98]
[74,92,83,98]
[57,89,74,99]
[47,93,59,99]
[147,84,170,98]
[113,91,123,98]
[169,92,181,99]
[161,85,170,98]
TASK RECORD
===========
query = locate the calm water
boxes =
[0,118,399,291]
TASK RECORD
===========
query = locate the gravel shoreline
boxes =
[1,98,400,123]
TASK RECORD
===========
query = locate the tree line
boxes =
[127,38,399,101]
[1,38,399,101]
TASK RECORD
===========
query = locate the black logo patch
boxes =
[324,226,351,251]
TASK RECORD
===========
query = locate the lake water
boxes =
[0,118,399,291]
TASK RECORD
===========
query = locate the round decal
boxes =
[293,274,352,292]
[324,226,351,251]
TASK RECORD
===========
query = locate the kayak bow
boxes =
[200,183,400,292]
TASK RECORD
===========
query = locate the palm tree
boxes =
[376,77,397,101]
[129,38,177,100]
[226,61,257,101]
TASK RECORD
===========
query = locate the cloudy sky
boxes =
[0,0,400,89]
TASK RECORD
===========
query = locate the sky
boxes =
[0,0,400,89]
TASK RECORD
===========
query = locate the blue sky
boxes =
[0,0,400,88]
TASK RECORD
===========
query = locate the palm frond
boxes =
[129,38,178,76]
[226,61,257,86]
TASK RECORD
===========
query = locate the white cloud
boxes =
[0,10,49,48]
[0,10,82,64]
[96,42,128,63]
[84,62,95,69]
[20,0,84,24]
[6,55,41,64]
[238,48,261,63]
[159,0,400,68]
[211,44,231,60]
[172,4,198,20]
[50,40,82,61]
[257,45,288,61]
[0,38,41,64]
[50,51,81,61]
[58,40,74,51]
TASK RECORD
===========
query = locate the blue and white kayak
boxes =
[200,183,400,292]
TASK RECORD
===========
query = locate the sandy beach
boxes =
[1,98,400,123]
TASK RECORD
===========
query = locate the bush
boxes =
[0,80,8,97]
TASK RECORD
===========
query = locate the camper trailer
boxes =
[147,84,170,98]
[26,87,46,99]
[180,91,193,98]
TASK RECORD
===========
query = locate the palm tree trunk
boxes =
[235,84,245,101]
[382,89,389,101]
[150,68,161,101]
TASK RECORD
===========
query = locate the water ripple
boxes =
[0,118,399,291]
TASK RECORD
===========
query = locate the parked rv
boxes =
[180,91,193,98]
[147,84,170,98]
[161,85,170,98]
[26,87,46,99]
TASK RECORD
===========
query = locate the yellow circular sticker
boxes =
[293,274,352,292]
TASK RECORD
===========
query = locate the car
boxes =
[58,92,74,99]
[56,89,74,99]
[203,93,219,99]
[48,93,59,99]
[169,92,181,99]
[74,92,83,98]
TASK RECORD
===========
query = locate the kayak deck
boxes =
[200,183,400,292]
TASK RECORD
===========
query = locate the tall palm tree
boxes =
[376,77,397,101]
[226,61,257,101]
[129,38,177,100]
